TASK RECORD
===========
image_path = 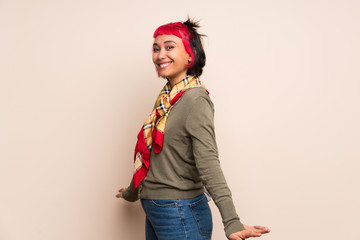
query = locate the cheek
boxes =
[178,51,190,65]
[152,54,157,65]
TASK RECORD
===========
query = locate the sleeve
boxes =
[185,96,245,238]
[121,178,140,202]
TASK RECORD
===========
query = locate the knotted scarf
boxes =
[132,75,207,190]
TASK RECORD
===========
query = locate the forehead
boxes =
[153,34,182,45]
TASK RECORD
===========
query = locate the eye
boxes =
[165,46,174,50]
[153,47,160,52]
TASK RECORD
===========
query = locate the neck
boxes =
[168,74,188,88]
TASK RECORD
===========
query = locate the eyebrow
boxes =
[164,40,177,44]
[153,40,177,46]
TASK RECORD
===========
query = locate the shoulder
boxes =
[183,87,215,131]
[181,87,213,108]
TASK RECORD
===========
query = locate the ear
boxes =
[187,50,193,62]
[189,48,196,63]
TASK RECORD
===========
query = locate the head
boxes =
[152,18,206,82]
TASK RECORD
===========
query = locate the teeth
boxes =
[160,62,171,68]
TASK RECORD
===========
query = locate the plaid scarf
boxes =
[132,75,207,190]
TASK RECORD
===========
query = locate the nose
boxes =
[157,48,166,60]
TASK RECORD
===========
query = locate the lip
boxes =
[157,61,172,69]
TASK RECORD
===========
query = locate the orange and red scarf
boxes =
[132,76,207,190]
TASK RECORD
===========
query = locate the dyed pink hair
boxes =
[153,22,194,69]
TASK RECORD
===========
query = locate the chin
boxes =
[158,72,170,79]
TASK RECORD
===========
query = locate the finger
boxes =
[253,226,271,234]
[228,233,244,240]
[242,229,262,238]
[250,231,262,238]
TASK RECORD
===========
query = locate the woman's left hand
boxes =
[229,225,270,240]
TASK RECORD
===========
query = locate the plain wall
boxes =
[1,0,359,239]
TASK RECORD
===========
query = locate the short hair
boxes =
[153,18,206,77]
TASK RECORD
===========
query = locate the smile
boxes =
[158,62,172,69]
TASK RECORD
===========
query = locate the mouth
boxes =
[158,61,172,69]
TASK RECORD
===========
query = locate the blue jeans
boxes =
[140,193,213,240]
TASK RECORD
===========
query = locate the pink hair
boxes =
[153,22,194,69]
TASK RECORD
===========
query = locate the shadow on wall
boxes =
[117,200,145,239]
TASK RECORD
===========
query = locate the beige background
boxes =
[1,0,359,239]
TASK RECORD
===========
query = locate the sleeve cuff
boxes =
[225,221,245,239]
[122,180,140,202]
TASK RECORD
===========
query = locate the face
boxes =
[152,34,191,86]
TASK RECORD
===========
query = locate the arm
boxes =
[185,96,270,239]
[115,178,140,202]
[185,96,244,237]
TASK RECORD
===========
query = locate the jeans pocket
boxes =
[189,195,213,237]
[151,199,178,208]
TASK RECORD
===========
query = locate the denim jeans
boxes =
[140,193,213,240]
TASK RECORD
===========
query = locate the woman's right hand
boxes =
[115,188,126,198]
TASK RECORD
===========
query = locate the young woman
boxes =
[116,18,270,240]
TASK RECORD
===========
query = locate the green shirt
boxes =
[122,87,245,238]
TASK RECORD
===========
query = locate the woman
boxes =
[116,18,270,240]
